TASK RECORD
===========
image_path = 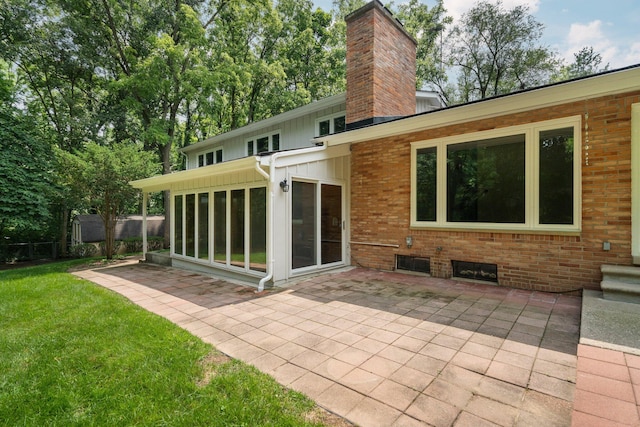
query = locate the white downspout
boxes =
[255,160,272,292]
[257,143,329,291]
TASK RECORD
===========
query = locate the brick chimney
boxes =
[345,1,417,130]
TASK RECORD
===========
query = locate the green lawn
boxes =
[0,260,327,426]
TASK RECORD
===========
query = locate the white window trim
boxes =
[196,147,223,168]
[410,115,582,233]
[316,112,346,137]
[246,130,281,156]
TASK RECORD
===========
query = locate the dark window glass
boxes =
[272,134,280,151]
[198,193,209,260]
[206,152,214,165]
[447,134,525,223]
[416,147,437,221]
[292,181,316,269]
[257,136,269,153]
[216,149,223,163]
[319,120,330,136]
[247,141,254,156]
[185,194,195,257]
[214,191,226,264]
[334,116,346,133]
[230,189,245,267]
[174,195,183,255]
[539,127,574,224]
[198,155,204,167]
[321,184,342,265]
[250,187,267,272]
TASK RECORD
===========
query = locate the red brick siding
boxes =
[350,92,640,292]
[346,3,416,126]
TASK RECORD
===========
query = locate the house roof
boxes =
[73,214,165,242]
[315,64,640,147]
[181,93,346,154]
[130,156,264,192]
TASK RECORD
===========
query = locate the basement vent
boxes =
[452,260,498,283]
[396,255,431,274]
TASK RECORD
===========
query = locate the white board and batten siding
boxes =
[186,100,346,169]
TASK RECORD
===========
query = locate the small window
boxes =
[319,120,330,137]
[246,132,281,155]
[215,149,223,163]
[317,113,346,137]
[198,154,204,167]
[257,136,269,153]
[206,151,214,165]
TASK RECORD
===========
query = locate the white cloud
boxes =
[624,42,640,66]
[562,20,628,68]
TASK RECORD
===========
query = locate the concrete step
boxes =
[601,264,640,304]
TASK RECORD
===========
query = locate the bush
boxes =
[70,243,98,258]
[120,237,164,253]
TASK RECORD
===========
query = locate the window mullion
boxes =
[528,129,537,229]
[437,143,446,226]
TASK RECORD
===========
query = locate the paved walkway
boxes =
[72,260,638,426]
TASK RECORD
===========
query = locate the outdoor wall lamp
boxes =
[279,179,290,193]
[405,236,413,248]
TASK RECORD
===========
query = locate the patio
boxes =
[73,260,640,426]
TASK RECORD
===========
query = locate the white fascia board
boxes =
[130,156,263,192]
[181,93,346,154]
[318,66,640,147]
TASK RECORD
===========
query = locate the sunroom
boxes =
[130,144,350,289]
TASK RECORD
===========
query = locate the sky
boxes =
[312,0,640,69]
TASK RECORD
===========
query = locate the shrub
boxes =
[70,243,98,258]
[121,237,164,253]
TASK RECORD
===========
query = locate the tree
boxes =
[77,143,158,259]
[396,0,450,91]
[0,64,56,239]
[446,1,559,103]
[553,46,609,81]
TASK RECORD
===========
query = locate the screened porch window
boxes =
[411,116,581,232]
[175,187,267,274]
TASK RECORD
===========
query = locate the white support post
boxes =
[142,192,148,258]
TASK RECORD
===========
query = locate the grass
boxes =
[0,260,329,426]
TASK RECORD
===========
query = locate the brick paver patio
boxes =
[73,260,637,426]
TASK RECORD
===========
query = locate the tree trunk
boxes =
[59,207,69,257]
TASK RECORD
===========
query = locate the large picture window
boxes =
[411,116,581,232]
[447,135,525,223]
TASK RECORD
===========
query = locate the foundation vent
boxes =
[396,255,431,274]
[452,260,498,283]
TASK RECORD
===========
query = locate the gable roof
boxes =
[181,93,346,154]
[315,64,640,147]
